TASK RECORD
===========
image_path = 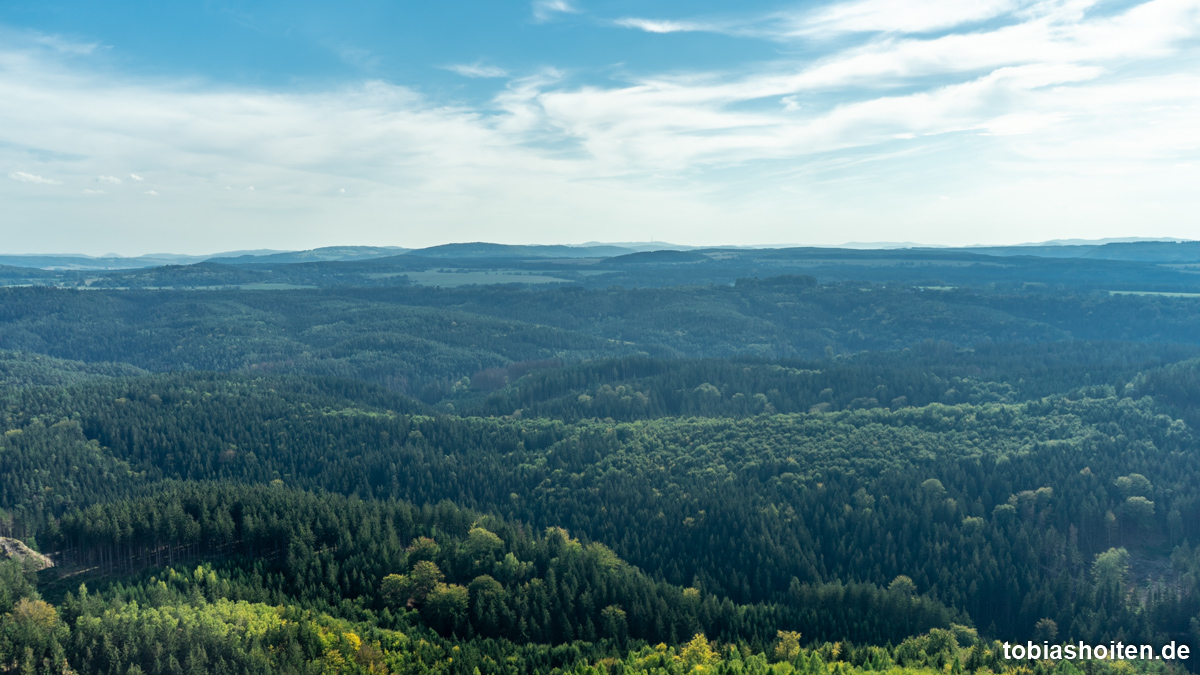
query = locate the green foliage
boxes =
[464,341,1200,421]
[3,281,1200,673]
[3,285,1200,405]
[423,583,469,633]
[387,561,446,607]
[1091,548,1130,588]
[2,372,1198,650]
[0,559,38,615]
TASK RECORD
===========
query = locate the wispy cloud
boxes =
[97,175,122,184]
[335,45,382,71]
[25,32,101,55]
[614,18,710,34]
[130,173,144,181]
[9,171,61,184]
[532,0,579,22]
[610,0,1097,42]
[82,188,104,194]
[785,0,1035,36]
[446,62,509,78]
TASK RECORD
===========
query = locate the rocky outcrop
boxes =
[0,537,53,570]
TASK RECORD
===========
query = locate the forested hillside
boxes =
[1,275,1199,674]
[4,284,1200,402]
[9,242,1200,291]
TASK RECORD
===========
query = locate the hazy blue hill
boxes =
[747,247,997,260]
[88,262,274,288]
[0,254,192,270]
[87,258,420,289]
[0,252,271,270]
[1079,240,1200,262]
[404,242,634,258]
[574,245,1200,290]
[208,245,409,264]
[0,264,61,280]
[713,242,1200,264]
[958,245,1097,258]
[933,241,1200,263]
[577,240,699,251]
[602,249,711,264]
[11,241,1200,292]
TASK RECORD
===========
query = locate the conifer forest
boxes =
[1,244,1199,675]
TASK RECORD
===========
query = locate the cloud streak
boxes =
[786,0,1034,36]
[9,171,62,184]
[446,62,509,78]
[614,18,711,34]
[532,0,578,22]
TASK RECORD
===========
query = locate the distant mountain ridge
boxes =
[402,242,635,258]
[208,245,409,264]
[964,241,1200,262]
[0,249,287,270]
[5,239,1200,274]
[0,254,209,270]
[0,243,633,270]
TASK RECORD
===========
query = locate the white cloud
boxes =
[2,2,1199,251]
[25,32,100,56]
[9,171,61,184]
[130,173,144,181]
[608,0,1049,41]
[767,0,1200,90]
[97,175,122,184]
[82,189,104,194]
[336,46,382,71]
[614,18,709,34]
[514,0,1200,173]
[523,62,1105,171]
[144,190,158,195]
[787,0,1034,36]
[446,62,508,78]
[532,0,578,22]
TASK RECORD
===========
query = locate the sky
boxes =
[1,0,1199,255]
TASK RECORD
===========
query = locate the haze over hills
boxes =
[1012,237,1196,246]
[4,239,1200,293]
[4,238,1200,272]
[401,243,634,259]
[206,245,410,265]
[0,247,400,270]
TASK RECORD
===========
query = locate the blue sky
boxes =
[2,0,1199,254]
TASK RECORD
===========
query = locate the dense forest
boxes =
[1,255,1199,674]
[8,241,1200,291]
